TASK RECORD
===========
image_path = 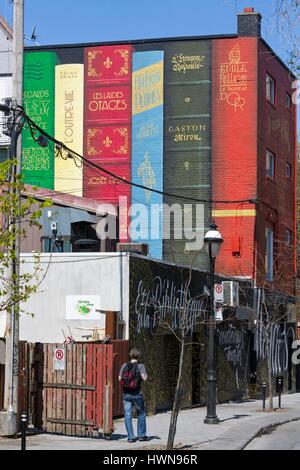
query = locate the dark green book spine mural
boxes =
[22,52,58,189]
[163,41,212,269]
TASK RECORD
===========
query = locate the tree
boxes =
[162,261,196,450]
[253,287,295,410]
[274,0,300,71]
[238,241,296,411]
[0,158,51,315]
[148,249,236,449]
[296,145,300,327]
[226,0,300,71]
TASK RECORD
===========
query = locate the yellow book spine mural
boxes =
[55,64,84,195]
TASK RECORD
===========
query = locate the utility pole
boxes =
[0,0,24,436]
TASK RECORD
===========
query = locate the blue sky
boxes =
[0,0,297,67]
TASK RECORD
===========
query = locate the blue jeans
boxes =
[123,393,147,440]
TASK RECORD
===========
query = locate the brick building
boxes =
[0,8,298,427]
[213,9,296,300]
[18,8,296,303]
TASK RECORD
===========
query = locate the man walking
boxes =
[119,348,149,443]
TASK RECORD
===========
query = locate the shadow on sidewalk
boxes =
[111,434,161,442]
[219,414,251,423]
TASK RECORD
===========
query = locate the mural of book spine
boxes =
[55,64,84,196]
[163,41,212,269]
[83,45,133,241]
[131,51,164,259]
[22,51,58,189]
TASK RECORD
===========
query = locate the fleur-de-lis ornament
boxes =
[103,136,112,148]
[104,57,112,69]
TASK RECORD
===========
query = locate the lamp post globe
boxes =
[204,223,223,260]
[204,222,223,424]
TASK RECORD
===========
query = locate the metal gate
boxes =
[18,340,129,437]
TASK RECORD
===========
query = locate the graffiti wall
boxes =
[129,255,251,412]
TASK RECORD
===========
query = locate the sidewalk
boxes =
[1,393,300,450]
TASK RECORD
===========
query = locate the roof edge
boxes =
[22,185,117,217]
[0,15,12,39]
[259,37,297,80]
[24,33,238,51]
[23,33,296,78]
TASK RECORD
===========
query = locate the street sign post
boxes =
[214,284,224,303]
[54,347,65,371]
[214,303,223,321]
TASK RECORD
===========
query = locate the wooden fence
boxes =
[18,340,129,437]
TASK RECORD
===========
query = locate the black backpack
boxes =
[120,362,142,393]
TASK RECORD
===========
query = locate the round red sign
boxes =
[55,349,64,361]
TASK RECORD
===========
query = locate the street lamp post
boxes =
[204,223,223,424]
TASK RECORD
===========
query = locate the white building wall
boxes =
[0,75,12,146]
[6,252,130,343]
[0,18,12,149]
[0,23,12,75]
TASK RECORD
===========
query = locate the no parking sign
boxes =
[214,284,224,302]
[54,347,65,371]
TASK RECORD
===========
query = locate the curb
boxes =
[240,416,300,450]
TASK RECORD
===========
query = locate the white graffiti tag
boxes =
[135,276,208,335]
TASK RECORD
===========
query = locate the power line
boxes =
[22,112,257,206]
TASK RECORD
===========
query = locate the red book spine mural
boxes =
[212,38,257,278]
[83,45,133,240]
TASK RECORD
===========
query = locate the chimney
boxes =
[237,7,262,37]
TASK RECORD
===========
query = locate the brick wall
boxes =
[256,40,296,296]
[211,36,296,297]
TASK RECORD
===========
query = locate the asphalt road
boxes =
[245,421,300,450]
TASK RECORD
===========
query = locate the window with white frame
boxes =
[265,227,274,281]
[266,74,276,105]
[266,150,276,179]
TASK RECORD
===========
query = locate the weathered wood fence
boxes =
[18,340,129,437]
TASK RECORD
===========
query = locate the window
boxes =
[286,93,292,109]
[266,74,276,105]
[286,162,292,179]
[265,227,274,281]
[266,150,276,179]
[285,229,293,245]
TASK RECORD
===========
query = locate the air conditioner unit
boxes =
[222,281,239,307]
[116,243,149,256]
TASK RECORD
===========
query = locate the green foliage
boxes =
[0,159,52,314]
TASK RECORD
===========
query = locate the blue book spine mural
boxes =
[131,51,164,259]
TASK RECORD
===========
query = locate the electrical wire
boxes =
[22,112,258,206]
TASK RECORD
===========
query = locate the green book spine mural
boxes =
[22,52,58,189]
[163,41,212,269]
